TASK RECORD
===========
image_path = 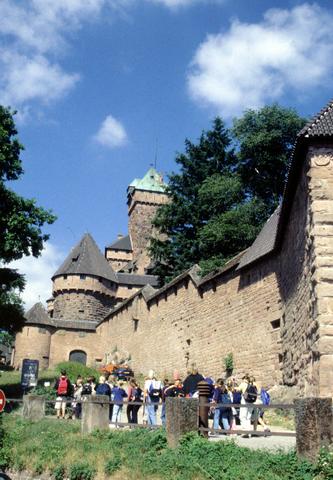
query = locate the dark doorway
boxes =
[69,350,87,365]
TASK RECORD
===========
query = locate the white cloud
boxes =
[147,0,203,8]
[0,51,79,106]
[94,115,128,148]
[8,243,64,311]
[0,0,107,111]
[188,3,333,117]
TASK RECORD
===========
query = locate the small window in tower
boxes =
[271,319,281,330]
[78,309,84,313]
[133,319,139,332]
[80,274,86,280]
[63,274,67,280]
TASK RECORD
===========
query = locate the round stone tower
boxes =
[51,233,117,323]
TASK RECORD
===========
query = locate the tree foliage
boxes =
[150,105,306,283]
[0,106,56,334]
[233,104,306,210]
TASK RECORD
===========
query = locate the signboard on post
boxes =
[21,359,39,391]
[0,389,6,413]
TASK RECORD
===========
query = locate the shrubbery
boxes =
[55,361,100,382]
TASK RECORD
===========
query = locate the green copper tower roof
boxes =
[128,167,166,193]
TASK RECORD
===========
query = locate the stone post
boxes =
[81,395,110,434]
[22,395,45,421]
[294,397,333,461]
[166,397,198,448]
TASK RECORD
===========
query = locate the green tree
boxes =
[0,106,56,334]
[233,104,306,212]
[150,118,237,282]
[150,105,306,283]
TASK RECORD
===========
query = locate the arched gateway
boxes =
[69,350,87,365]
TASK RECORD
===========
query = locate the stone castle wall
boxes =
[95,144,333,395]
[14,142,333,397]
[52,291,115,322]
[128,190,168,273]
[15,325,53,370]
[309,146,333,397]
[48,329,108,369]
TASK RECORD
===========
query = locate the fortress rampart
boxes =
[13,102,333,397]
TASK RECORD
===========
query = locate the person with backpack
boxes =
[127,378,143,424]
[54,370,72,419]
[81,376,96,396]
[238,374,258,437]
[96,375,112,396]
[111,380,128,427]
[144,370,162,425]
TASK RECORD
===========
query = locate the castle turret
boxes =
[14,303,53,369]
[127,168,168,274]
[52,233,117,322]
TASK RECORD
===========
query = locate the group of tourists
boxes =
[54,367,271,436]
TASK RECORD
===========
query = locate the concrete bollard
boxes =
[81,395,110,434]
[294,397,333,462]
[166,397,198,448]
[22,395,45,421]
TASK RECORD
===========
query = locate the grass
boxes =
[1,414,332,480]
[265,409,295,431]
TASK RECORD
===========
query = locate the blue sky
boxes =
[3,0,333,307]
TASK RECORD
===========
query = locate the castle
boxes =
[14,99,333,397]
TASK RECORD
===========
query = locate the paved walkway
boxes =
[208,426,296,451]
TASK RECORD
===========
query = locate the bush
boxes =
[53,464,66,480]
[55,362,100,383]
[104,455,121,475]
[314,448,333,479]
[69,462,96,480]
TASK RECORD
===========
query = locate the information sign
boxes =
[21,359,39,390]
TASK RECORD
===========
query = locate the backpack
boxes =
[82,383,92,395]
[57,377,68,396]
[260,388,270,406]
[232,391,242,404]
[133,387,143,402]
[220,393,232,413]
[245,384,257,403]
[149,380,161,402]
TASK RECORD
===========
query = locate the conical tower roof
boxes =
[53,233,117,283]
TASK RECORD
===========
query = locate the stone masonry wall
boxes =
[308,146,333,396]
[97,260,283,387]
[14,325,53,369]
[278,153,317,395]
[53,291,115,322]
[128,190,168,273]
[48,329,108,368]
